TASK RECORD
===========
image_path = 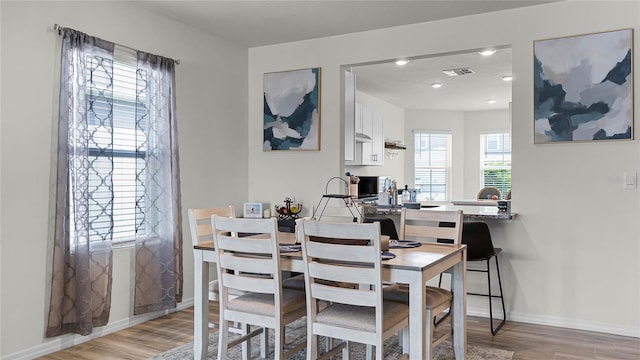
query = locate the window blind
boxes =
[83,56,147,243]
[414,132,451,201]
[481,133,511,196]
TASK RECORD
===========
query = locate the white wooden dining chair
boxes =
[212,216,307,360]
[384,207,463,359]
[282,206,365,292]
[189,206,265,359]
[188,206,237,306]
[297,219,409,359]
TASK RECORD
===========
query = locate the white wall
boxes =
[0,1,248,358]
[249,1,640,336]
[345,90,406,186]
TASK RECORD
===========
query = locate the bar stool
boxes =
[439,221,506,335]
[363,217,399,240]
[477,186,502,200]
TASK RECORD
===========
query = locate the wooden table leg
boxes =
[193,249,209,360]
[408,270,427,359]
[451,250,467,359]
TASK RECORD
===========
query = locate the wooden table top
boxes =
[194,237,465,272]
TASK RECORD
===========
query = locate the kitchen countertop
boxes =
[451,199,498,206]
[363,203,515,220]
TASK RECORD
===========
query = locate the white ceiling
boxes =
[136,0,557,111]
[351,47,512,111]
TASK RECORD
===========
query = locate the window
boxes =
[481,133,511,195]
[52,28,182,327]
[71,53,147,244]
[414,132,451,202]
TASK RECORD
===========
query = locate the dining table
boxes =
[193,231,467,359]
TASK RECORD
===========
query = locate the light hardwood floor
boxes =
[38,303,639,360]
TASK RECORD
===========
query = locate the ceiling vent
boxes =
[442,68,475,76]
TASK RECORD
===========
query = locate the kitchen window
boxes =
[414,131,451,202]
[481,133,511,196]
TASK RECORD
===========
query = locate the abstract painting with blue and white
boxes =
[264,68,320,150]
[534,29,633,143]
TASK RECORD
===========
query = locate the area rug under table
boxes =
[149,319,513,360]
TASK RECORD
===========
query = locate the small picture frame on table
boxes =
[243,203,263,218]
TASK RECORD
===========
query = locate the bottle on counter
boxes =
[403,184,411,205]
[391,181,398,206]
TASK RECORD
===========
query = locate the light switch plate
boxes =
[623,172,637,189]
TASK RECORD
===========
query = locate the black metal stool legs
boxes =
[467,256,506,335]
[491,255,507,335]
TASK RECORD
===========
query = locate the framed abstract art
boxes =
[534,29,633,143]
[263,68,321,151]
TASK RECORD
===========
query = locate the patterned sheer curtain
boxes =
[47,28,181,337]
[133,52,183,314]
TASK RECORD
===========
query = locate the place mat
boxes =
[382,251,396,260]
[389,239,422,249]
[279,244,302,253]
[280,245,396,259]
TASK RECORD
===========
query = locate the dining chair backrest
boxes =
[399,208,463,245]
[187,206,235,247]
[211,216,283,309]
[297,220,385,342]
[477,186,502,200]
[309,204,369,245]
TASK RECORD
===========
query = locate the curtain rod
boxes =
[53,24,181,65]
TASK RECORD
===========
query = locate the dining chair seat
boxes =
[209,279,247,300]
[228,288,306,316]
[282,274,306,290]
[383,284,453,310]
[316,301,409,333]
[383,284,453,354]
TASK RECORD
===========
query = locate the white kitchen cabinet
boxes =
[354,102,363,134]
[346,102,384,166]
[344,71,356,161]
[361,110,384,165]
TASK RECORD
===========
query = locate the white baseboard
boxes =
[466,305,640,338]
[1,299,194,360]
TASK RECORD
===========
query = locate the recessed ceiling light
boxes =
[502,75,513,81]
[395,59,410,66]
[487,99,497,104]
[479,50,496,56]
[431,83,443,89]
